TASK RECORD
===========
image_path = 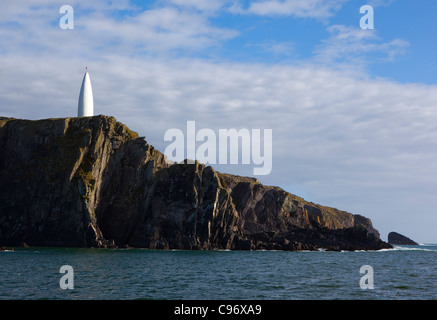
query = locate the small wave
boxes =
[377,248,397,252]
[377,246,437,252]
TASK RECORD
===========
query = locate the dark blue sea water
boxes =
[1,245,436,300]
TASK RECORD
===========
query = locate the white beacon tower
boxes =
[78,67,94,117]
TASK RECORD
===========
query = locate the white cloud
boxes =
[256,41,296,57]
[313,25,409,68]
[82,7,238,53]
[166,0,228,12]
[0,0,239,57]
[232,0,348,18]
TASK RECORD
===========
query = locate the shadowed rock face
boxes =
[388,232,418,245]
[0,115,391,251]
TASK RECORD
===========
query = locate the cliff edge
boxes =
[0,115,391,251]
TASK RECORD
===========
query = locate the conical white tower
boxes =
[78,67,94,117]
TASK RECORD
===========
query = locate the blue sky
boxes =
[1,0,437,243]
[118,0,437,84]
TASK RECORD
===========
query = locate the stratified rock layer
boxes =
[0,115,391,251]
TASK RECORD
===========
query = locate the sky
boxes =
[0,0,436,243]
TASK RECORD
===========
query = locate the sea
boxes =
[1,245,436,300]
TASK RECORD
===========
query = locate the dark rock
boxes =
[0,115,392,251]
[388,232,418,245]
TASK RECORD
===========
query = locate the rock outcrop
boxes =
[0,115,391,251]
[388,232,418,245]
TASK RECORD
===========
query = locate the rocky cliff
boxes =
[388,232,418,245]
[0,115,391,251]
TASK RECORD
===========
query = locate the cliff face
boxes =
[388,232,418,245]
[0,115,391,251]
[0,115,168,247]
